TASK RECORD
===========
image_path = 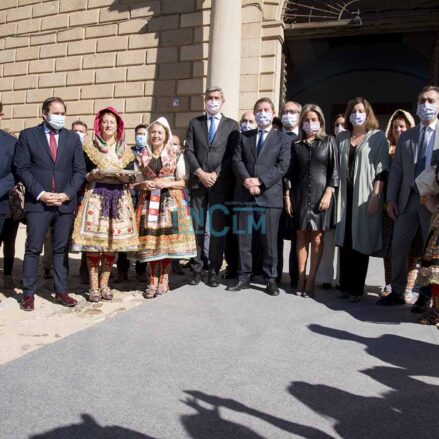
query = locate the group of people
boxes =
[0,85,439,328]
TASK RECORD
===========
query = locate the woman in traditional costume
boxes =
[414,166,439,329]
[71,107,139,302]
[133,117,196,299]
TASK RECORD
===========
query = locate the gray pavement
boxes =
[1,256,439,439]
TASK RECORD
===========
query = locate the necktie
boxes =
[415,126,427,178]
[256,130,265,156]
[49,131,57,191]
[208,116,216,145]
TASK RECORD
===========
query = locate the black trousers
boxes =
[277,211,298,284]
[23,211,74,296]
[190,188,229,273]
[339,186,369,296]
[0,217,20,275]
[223,201,239,274]
[237,206,282,282]
[117,252,147,275]
[339,245,369,296]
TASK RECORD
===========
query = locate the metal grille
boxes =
[283,0,439,25]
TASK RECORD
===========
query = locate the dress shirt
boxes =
[256,125,273,154]
[37,123,60,200]
[207,112,222,133]
[421,119,437,168]
[283,126,299,137]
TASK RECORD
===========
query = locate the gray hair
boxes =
[205,86,224,99]
[282,101,302,113]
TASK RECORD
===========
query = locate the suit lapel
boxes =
[211,116,226,148]
[247,130,257,162]
[410,125,420,161]
[256,129,275,161]
[56,128,66,164]
[200,115,209,146]
[38,124,55,163]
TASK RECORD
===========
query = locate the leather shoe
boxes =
[222,269,238,280]
[226,280,250,292]
[411,295,430,313]
[190,272,202,286]
[207,271,219,287]
[54,293,77,307]
[266,280,279,296]
[21,295,35,312]
[376,292,405,306]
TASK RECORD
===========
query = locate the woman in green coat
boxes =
[335,97,389,302]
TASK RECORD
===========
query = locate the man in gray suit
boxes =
[379,85,439,307]
[185,86,240,287]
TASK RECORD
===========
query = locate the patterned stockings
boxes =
[86,253,101,290]
[146,259,171,298]
[100,253,115,288]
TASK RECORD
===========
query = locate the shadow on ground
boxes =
[288,324,439,438]
[29,414,158,439]
[181,391,333,439]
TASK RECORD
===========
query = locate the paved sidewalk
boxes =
[1,256,438,439]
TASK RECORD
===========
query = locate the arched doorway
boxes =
[282,0,439,126]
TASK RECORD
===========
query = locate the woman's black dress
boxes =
[288,135,339,231]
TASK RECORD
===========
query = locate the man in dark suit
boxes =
[278,101,301,288]
[0,102,17,238]
[14,97,86,311]
[185,86,240,287]
[379,85,439,308]
[228,97,291,295]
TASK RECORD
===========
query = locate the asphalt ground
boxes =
[1,255,439,439]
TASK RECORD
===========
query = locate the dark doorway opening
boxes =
[284,31,435,128]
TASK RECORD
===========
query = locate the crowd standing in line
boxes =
[0,85,439,329]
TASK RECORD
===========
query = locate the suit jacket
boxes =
[13,123,86,213]
[0,129,17,215]
[185,114,240,193]
[233,128,291,208]
[387,123,439,213]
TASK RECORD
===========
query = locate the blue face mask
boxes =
[135,135,147,148]
[416,103,438,122]
[255,111,273,128]
[349,112,367,127]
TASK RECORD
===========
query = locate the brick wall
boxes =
[0,0,211,142]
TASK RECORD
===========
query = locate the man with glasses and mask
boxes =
[278,101,302,288]
[14,97,86,311]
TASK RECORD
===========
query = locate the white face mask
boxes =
[240,122,257,132]
[46,114,65,131]
[206,99,222,115]
[334,126,346,136]
[255,111,273,128]
[135,134,147,147]
[303,121,320,135]
[75,131,85,143]
[416,103,438,122]
[349,112,367,127]
[282,113,298,129]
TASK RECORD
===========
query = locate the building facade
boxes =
[0,0,287,141]
[1,0,438,142]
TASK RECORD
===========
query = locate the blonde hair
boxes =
[298,104,327,140]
